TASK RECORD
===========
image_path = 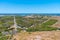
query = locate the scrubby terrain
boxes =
[0,15,60,40]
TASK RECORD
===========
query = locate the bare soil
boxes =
[51,16,60,28]
[12,31,60,40]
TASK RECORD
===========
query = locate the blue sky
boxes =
[0,0,60,13]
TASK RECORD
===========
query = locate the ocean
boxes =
[0,13,60,16]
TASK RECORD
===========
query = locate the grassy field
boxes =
[41,19,57,26]
[26,19,58,32]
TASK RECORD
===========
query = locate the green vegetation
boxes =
[41,19,57,27]
[26,19,58,32]
[0,32,8,40]
[17,28,22,32]
[0,36,9,40]
[0,15,60,40]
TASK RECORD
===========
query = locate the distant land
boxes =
[0,13,60,16]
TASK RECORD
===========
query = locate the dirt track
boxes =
[51,16,60,28]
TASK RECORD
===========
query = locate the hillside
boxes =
[0,15,60,40]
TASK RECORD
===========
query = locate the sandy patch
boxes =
[12,31,60,40]
[51,16,60,28]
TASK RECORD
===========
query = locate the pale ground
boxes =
[51,16,60,28]
[13,31,60,40]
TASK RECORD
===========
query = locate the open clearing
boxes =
[51,16,60,28]
[12,31,60,40]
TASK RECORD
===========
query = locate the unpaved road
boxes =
[51,16,60,28]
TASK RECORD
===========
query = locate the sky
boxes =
[0,0,60,13]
